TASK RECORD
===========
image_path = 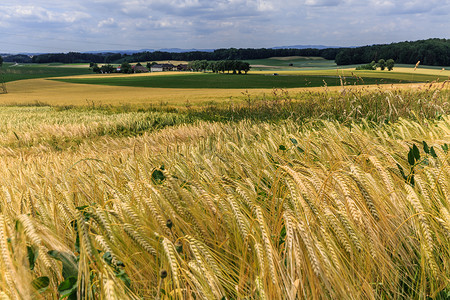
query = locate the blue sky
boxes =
[1,0,449,53]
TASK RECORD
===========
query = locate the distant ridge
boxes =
[82,46,342,55]
[3,46,343,56]
[84,48,215,55]
[272,45,344,50]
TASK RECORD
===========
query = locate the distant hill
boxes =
[272,45,344,50]
[83,48,215,55]
[4,46,340,57]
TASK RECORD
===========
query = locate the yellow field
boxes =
[0,65,448,107]
[0,78,243,106]
[394,66,449,75]
[2,77,444,108]
[251,67,450,77]
[1,76,448,107]
[0,68,449,298]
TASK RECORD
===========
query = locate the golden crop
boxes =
[0,86,449,298]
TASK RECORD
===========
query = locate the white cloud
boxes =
[98,18,117,28]
[0,0,448,53]
[305,0,341,6]
[0,5,90,24]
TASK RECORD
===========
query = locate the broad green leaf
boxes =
[422,141,430,154]
[32,276,49,293]
[27,246,38,270]
[115,269,131,288]
[396,163,407,180]
[58,276,77,300]
[279,145,287,151]
[151,169,165,184]
[412,144,420,160]
[430,146,437,158]
[48,250,78,280]
[408,148,415,166]
[289,138,298,145]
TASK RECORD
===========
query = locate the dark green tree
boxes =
[356,61,376,70]
[120,62,133,74]
[100,64,115,73]
[105,53,122,63]
[0,55,3,67]
[92,63,101,73]
[377,59,386,70]
[386,59,395,71]
[242,62,250,74]
[146,62,157,69]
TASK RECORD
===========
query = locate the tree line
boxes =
[355,59,395,71]
[188,60,250,74]
[4,38,449,66]
[31,52,107,64]
[89,60,251,74]
[335,38,450,66]
[29,48,341,64]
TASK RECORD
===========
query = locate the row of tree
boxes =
[91,62,156,74]
[32,52,106,64]
[130,48,341,62]
[188,60,251,74]
[90,60,251,74]
[91,63,116,74]
[29,48,342,64]
[335,38,450,66]
[356,59,395,71]
[2,54,32,63]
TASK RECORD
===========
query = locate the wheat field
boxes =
[0,84,449,299]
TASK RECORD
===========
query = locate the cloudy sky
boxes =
[1,0,449,53]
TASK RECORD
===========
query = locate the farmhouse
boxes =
[133,65,149,73]
[151,64,175,72]
[177,64,189,71]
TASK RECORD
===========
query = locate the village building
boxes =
[177,64,189,71]
[151,64,175,72]
[133,65,150,73]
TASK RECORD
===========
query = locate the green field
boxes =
[245,56,339,70]
[2,60,448,90]
[54,71,449,89]
[0,63,91,82]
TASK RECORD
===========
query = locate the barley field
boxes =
[0,84,449,299]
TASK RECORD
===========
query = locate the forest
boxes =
[335,38,450,66]
[3,39,449,66]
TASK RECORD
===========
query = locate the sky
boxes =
[0,0,449,53]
